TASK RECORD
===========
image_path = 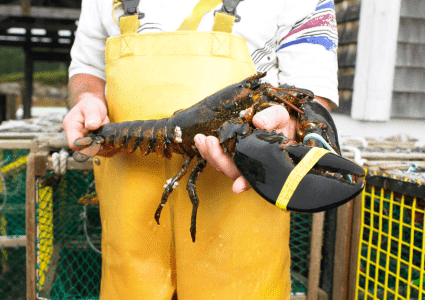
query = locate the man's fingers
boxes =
[63,97,109,151]
[63,110,87,151]
[194,134,212,164]
[80,97,108,130]
[253,105,297,139]
[205,136,241,180]
[194,134,241,180]
[232,176,251,194]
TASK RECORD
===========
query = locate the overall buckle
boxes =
[214,0,243,22]
[122,0,144,19]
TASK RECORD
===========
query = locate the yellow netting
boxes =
[356,185,425,299]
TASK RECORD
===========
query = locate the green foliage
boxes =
[0,47,25,75]
[0,47,68,85]
[0,70,68,86]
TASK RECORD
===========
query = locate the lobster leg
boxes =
[155,155,193,225]
[186,156,207,242]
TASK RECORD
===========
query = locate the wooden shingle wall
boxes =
[391,0,425,119]
[334,0,361,115]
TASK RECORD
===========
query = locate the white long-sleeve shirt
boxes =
[70,0,339,106]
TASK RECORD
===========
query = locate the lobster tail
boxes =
[72,118,180,162]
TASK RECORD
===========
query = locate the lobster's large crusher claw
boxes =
[233,130,365,212]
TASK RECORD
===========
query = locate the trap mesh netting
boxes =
[36,170,101,299]
[0,149,29,300]
[356,170,425,300]
[34,170,314,299]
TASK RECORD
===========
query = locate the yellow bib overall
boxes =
[95,2,291,299]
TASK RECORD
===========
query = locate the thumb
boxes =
[253,105,290,131]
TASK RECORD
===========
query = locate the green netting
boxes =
[0,247,26,300]
[0,149,29,236]
[357,187,425,300]
[0,149,28,300]
[36,170,101,300]
[35,168,314,298]
[290,212,313,294]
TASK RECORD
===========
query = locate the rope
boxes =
[303,133,338,154]
[340,145,367,167]
[304,133,356,181]
[52,149,69,176]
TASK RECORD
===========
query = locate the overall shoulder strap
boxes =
[178,0,244,33]
[114,0,144,35]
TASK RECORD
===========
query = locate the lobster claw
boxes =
[72,136,104,162]
[233,129,365,212]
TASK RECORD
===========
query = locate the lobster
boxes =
[73,72,365,242]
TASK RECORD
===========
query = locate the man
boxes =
[64,0,338,299]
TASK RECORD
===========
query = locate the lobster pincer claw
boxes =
[72,136,105,162]
[232,129,365,212]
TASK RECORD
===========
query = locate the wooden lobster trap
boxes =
[337,138,425,300]
[23,133,331,300]
[0,133,36,300]
[23,133,98,300]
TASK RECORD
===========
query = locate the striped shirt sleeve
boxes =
[276,0,339,107]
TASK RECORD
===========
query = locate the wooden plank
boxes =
[347,194,363,300]
[342,152,425,160]
[291,295,307,300]
[20,0,30,16]
[0,139,34,149]
[332,201,353,300]
[34,151,49,176]
[0,5,81,20]
[6,94,16,120]
[395,43,425,68]
[338,68,355,90]
[398,18,425,44]
[37,132,69,150]
[23,45,33,119]
[400,0,425,19]
[47,157,93,171]
[0,132,52,139]
[338,44,357,67]
[335,0,361,23]
[338,21,359,45]
[26,152,36,300]
[293,272,328,300]
[393,67,425,93]
[307,212,325,300]
[391,92,425,119]
[0,235,26,247]
[363,160,425,169]
[333,90,352,115]
[351,0,402,121]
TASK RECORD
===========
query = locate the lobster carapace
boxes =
[73,72,365,241]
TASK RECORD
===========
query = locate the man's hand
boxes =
[194,105,298,194]
[194,96,331,195]
[63,74,119,157]
[63,96,109,151]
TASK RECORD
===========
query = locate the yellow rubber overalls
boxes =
[94,1,291,299]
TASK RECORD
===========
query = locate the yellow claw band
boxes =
[276,147,331,211]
